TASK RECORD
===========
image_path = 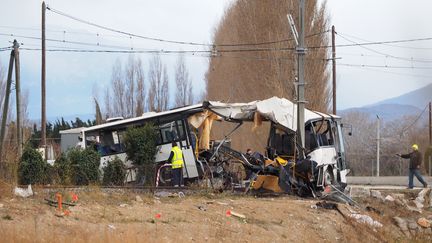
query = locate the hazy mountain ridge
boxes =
[340,83,431,121]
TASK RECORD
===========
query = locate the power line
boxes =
[337,32,432,51]
[338,63,432,70]
[47,5,329,47]
[339,64,432,79]
[399,104,429,137]
[336,33,432,63]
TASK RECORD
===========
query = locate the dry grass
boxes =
[0,188,430,242]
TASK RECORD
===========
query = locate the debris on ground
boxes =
[349,213,383,228]
[14,185,33,198]
[135,195,143,202]
[384,195,394,202]
[414,188,430,209]
[417,217,431,228]
[195,205,207,211]
[230,211,246,219]
[370,190,384,201]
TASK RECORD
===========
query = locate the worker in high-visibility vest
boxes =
[168,141,184,187]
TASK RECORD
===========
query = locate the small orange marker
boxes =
[155,213,161,219]
[226,210,231,217]
[56,193,63,211]
[71,193,78,202]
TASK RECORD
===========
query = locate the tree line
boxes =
[95,53,197,122]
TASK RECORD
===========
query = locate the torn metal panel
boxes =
[205,97,336,132]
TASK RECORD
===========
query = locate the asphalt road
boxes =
[347,176,432,187]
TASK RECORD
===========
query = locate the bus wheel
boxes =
[157,165,172,186]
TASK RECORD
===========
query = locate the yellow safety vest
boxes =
[171,146,184,169]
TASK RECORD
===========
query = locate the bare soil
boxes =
[0,187,430,243]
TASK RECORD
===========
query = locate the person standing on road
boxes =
[396,144,428,189]
[168,141,184,187]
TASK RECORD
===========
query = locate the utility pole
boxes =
[0,45,15,162]
[13,40,22,157]
[376,115,380,177]
[429,102,431,175]
[332,25,337,115]
[41,1,47,159]
[296,0,306,151]
[429,101,431,145]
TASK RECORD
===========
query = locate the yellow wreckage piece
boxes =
[251,175,283,193]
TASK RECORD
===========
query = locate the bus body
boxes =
[205,97,349,190]
[79,105,203,183]
[69,97,348,191]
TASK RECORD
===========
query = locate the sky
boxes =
[0,0,432,120]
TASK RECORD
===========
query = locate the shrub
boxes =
[68,148,101,185]
[54,153,71,185]
[124,123,158,185]
[18,146,52,185]
[102,157,126,186]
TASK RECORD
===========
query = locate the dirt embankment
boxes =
[0,187,430,242]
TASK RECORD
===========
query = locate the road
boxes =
[347,176,432,187]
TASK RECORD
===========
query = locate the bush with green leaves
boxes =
[18,146,52,185]
[124,123,158,185]
[53,153,71,185]
[68,148,101,185]
[102,157,126,186]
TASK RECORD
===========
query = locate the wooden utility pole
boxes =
[41,1,47,159]
[13,40,22,157]
[332,25,337,115]
[0,46,15,162]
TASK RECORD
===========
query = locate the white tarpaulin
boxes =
[207,97,334,132]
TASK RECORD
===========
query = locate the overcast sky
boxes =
[1,0,431,119]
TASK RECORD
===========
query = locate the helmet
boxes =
[412,144,419,150]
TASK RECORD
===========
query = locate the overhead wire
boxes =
[340,64,432,79]
[46,5,330,47]
[336,33,432,63]
[399,103,429,137]
[338,63,432,70]
[337,32,432,51]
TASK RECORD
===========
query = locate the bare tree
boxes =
[103,86,112,119]
[111,59,126,118]
[135,57,146,115]
[175,54,193,107]
[205,0,331,152]
[148,54,169,112]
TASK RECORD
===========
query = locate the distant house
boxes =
[59,127,85,153]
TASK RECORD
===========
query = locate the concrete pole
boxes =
[42,1,47,159]
[13,40,22,157]
[296,0,306,152]
[332,25,337,115]
[0,49,15,162]
[376,115,380,177]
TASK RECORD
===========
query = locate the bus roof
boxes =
[82,104,203,133]
[206,97,340,131]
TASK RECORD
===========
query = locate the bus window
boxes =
[313,120,334,147]
[159,122,178,145]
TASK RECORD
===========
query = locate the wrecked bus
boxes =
[203,97,349,194]
[74,96,348,194]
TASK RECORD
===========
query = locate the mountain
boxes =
[339,83,431,121]
[370,83,432,109]
[339,104,422,121]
